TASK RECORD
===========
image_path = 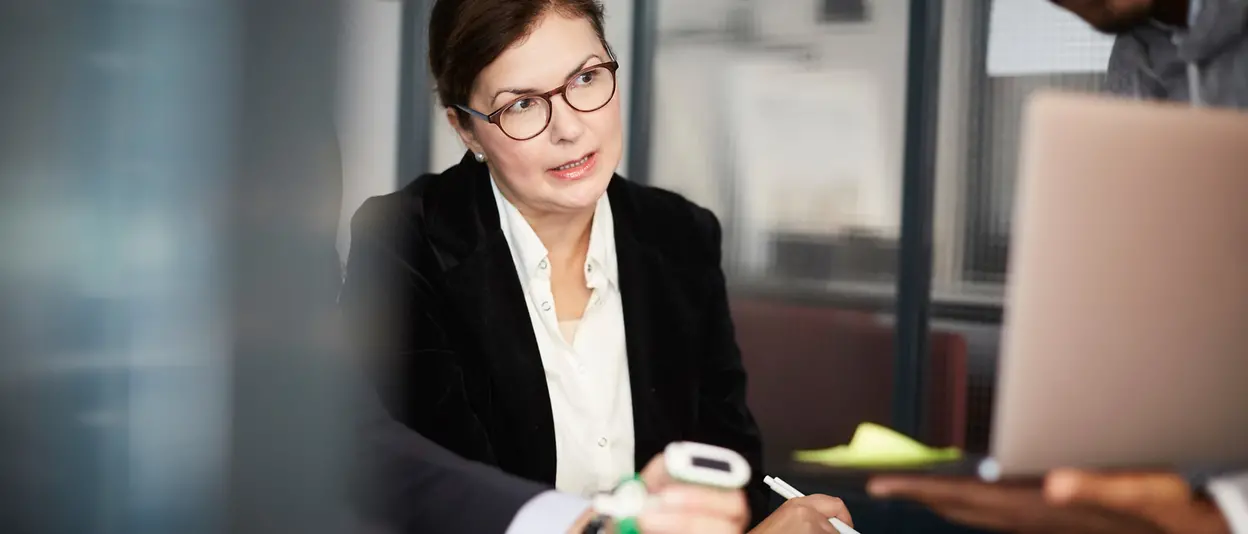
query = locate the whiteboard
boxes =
[724,55,894,274]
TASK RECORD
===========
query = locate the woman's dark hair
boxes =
[429,0,608,127]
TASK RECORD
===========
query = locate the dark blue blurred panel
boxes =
[1,0,349,533]
[3,1,236,532]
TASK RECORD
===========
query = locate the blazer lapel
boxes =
[429,153,557,485]
[609,179,687,469]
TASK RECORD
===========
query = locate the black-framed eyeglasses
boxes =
[456,61,620,141]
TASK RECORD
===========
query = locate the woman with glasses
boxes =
[341,1,852,532]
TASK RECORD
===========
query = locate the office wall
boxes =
[645,0,913,279]
[646,0,979,289]
[649,0,909,234]
[775,0,911,236]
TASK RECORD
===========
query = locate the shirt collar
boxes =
[585,191,618,288]
[490,176,617,289]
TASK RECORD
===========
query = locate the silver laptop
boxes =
[982,91,1248,480]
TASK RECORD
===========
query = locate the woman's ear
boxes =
[446,107,484,156]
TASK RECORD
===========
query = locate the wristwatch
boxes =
[581,514,612,534]
[581,513,640,534]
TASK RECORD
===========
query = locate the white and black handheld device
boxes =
[590,441,751,533]
[663,441,751,490]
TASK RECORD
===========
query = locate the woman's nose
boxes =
[546,96,586,143]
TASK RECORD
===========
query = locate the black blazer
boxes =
[342,152,768,522]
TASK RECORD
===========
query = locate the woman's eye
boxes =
[574,71,596,86]
[509,98,536,112]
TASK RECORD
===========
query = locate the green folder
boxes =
[793,422,962,468]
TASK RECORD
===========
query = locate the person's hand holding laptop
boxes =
[868,470,1230,534]
[856,93,1248,533]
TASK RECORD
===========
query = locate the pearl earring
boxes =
[474,152,486,163]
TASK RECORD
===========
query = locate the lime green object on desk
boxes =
[793,422,962,468]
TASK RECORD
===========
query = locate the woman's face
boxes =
[450,12,623,217]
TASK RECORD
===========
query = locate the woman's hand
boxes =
[748,495,853,534]
[637,453,751,534]
[566,453,750,534]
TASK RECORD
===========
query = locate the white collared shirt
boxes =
[491,178,635,498]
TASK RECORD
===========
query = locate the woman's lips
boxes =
[547,152,598,181]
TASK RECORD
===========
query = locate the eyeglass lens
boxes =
[497,65,616,140]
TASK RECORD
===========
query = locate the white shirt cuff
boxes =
[1209,471,1248,534]
[505,490,590,534]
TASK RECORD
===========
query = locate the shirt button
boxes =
[539,259,548,270]
[586,263,593,273]
[541,301,551,311]
[597,437,608,447]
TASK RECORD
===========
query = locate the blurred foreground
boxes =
[1,2,351,532]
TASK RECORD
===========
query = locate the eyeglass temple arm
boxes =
[454,104,492,122]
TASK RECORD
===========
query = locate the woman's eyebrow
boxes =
[490,53,605,104]
[563,53,604,79]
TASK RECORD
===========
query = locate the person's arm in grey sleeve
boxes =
[505,491,591,534]
[349,387,750,534]
[351,390,589,534]
[1208,471,1248,534]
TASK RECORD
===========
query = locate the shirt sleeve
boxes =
[504,490,590,534]
[1208,471,1248,534]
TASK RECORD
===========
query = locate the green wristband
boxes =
[616,516,641,534]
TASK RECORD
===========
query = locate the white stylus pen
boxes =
[763,475,862,534]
